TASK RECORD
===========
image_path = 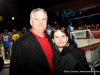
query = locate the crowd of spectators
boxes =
[73,23,100,30]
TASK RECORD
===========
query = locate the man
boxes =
[67,23,74,39]
[10,8,56,75]
[1,29,12,61]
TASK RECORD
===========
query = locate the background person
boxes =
[12,29,19,42]
[67,23,74,39]
[20,27,27,36]
[45,24,52,37]
[1,29,12,61]
[10,8,56,75]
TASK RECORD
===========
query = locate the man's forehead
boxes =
[33,11,45,15]
[33,11,46,17]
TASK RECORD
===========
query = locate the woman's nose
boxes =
[59,37,62,41]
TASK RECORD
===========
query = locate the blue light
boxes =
[68,13,100,21]
[68,9,72,14]
[73,13,75,15]
[81,5,98,11]
[55,11,59,17]
[79,11,81,14]
[62,10,66,14]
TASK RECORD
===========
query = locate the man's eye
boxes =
[36,19,38,20]
[43,19,46,20]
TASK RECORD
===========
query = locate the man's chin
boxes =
[37,29,45,32]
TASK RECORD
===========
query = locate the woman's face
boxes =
[52,30,68,48]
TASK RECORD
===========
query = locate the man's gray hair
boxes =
[30,8,48,20]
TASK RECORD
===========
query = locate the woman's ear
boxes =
[67,36,68,40]
[67,36,69,39]
[52,39,55,43]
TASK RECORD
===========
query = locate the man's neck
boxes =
[36,32,44,38]
[32,29,44,38]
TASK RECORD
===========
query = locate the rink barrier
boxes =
[72,28,100,39]
[90,28,100,38]
[80,42,100,64]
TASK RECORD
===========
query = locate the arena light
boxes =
[79,11,81,14]
[68,13,100,20]
[0,16,3,21]
[55,11,59,17]
[62,10,66,14]
[12,17,15,20]
[81,5,98,11]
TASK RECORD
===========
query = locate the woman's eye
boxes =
[62,36,65,37]
[55,37,58,38]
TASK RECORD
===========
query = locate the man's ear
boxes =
[30,20,32,26]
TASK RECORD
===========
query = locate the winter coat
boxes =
[54,40,93,75]
[67,38,91,71]
[54,45,85,75]
[10,30,56,75]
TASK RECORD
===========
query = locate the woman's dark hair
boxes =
[51,26,68,38]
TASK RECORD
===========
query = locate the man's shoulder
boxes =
[15,31,36,43]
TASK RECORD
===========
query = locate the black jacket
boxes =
[54,45,85,75]
[66,46,91,71]
[10,30,56,75]
[54,40,92,75]
[68,38,77,47]
[67,38,91,71]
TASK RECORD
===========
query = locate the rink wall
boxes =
[73,28,100,39]
[90,28,100,38]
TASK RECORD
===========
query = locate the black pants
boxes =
[4,47,10,60]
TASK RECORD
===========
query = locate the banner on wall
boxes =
[90,28,100,38]
[71,30,87,38]
[74,31,87,38]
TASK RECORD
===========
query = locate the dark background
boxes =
[0,0,100,32]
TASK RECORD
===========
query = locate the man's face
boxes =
[30,11,47,33]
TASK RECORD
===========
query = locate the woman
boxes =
[51,26,91,75]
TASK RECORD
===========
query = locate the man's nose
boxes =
[39,19,43,23]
